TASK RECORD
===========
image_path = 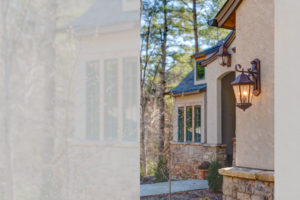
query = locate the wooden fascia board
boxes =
[202,52,218,66]
[191,52,206,59]
[194,56,206,61]
[215,0,235,23]
[214,0,242,29]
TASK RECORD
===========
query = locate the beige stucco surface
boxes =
[173,93,206,143]
[205,42,236,145]
[235,0,274,170]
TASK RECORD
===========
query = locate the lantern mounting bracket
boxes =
[234,59,261,96]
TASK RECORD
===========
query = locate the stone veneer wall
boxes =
[169,142,226,179]
[220,167,274,200]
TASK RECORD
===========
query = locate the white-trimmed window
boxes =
[177,105,201,143]
[194,105,201,142]
[122,57,139,141]
[104,59,119,141]
[178,107,184,142]
[83,56,139,143]
[86,61,100,140]
[196,61,205,80]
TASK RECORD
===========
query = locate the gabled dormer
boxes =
[192,45,222,85]
[191,31,235,86]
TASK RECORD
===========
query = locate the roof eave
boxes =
[207,0,243,30]
[199,31,236,66]
[171,88,206,97]
[191,45,221,59]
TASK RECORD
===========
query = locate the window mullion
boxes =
[192,105,194,143]
[184,106,186,142]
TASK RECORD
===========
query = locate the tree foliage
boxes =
[140,0,229,175]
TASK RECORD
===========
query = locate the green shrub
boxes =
[154,156,169,182]
[206,160,223,192]
[140,165,144,179]
[147,159,156,176]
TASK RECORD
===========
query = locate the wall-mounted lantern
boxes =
[231,59,261,111]
[217,43,231,67]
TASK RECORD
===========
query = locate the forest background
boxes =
[140,0,229,177]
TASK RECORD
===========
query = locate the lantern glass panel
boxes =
[232,84,254,104]
[218,55,224,65]
[233,84,241,104]
[240,84,251,103]
[249,84,254,103]
[223,55,228,66]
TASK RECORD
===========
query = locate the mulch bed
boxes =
[141,176,156,184]
[141,188,222,200]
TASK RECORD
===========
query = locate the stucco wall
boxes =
[235,0,274,170]
[173,93,206,143]
[205,41,236,145]
[69,23,140,199]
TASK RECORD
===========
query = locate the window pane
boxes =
[86,61,100,140]
[194,105,201,143]
[196,61,205,80]
[104,59,118,141]
[186,106,192,142]
[122,57,138,141]
[178,107,184,142]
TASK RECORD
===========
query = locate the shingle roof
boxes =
[65,0,139,30]
[170,31,234,96]
[169,70,207,95]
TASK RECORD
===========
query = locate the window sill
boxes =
[67,139,138,148]
[170,141,226,148]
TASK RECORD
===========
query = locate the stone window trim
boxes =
[175,102,205,144]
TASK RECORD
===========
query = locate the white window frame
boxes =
[175,103,205,143]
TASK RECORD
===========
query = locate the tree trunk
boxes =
[140,6,152,176]
[192,0,199,53]
[140,53,147,176]
[158,0,168,156]
[140,95,147,176]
